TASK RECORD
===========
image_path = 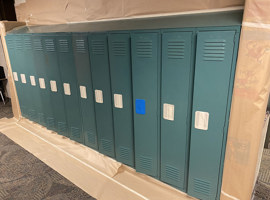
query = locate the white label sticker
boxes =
[50,80,57,92]
[195,111,209,130]
[163,103,175,121]
[95,90,103,103]
[39,78,46,89]
[114,94,123,108]
[13,72,18,81]
[80,86,87,99]
[63,83,71,95]
[20,74,26,84]
[30,76,36,86]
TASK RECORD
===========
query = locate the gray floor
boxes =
[0,99,13,119]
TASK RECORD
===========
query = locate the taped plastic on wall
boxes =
[14,0,244,25]
[221,0,270,199]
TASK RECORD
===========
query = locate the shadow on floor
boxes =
[0,99,13,119]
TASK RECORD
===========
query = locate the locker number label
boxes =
[114,94,123,108]
[13,72,18,81]
[80,86,87,99]
[195,111,209,130]
[163,103,175,121]
[50,80,57,92]
[95,90,103,103]
[20,74,26,84]
[63,83,71,95]
[39,78,46,89]
[30,76,36,86]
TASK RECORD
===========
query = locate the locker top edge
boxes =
[7,10,243,35]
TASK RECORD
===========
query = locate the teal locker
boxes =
[6,35,29,118]
[32,35,55,130]
[108,33,134,167]
[43,35,68,137]
[131,32,161,178]
[73,33,98,149]
[88,33,115,158]
[56,34,83,143]
[188,30,237,200]
[160,31,194,190]
[23,35,44,124]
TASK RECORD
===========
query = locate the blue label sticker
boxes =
[135,99,145,115]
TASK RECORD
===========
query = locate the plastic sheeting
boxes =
[14,0,244,25]
[0,117,196,200]
[221,0,270,199]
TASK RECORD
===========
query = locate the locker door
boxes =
[43,35,68,137]
[188,31,236,200]
[131,32,161,178]
[32,35,55,129]
[6,35,28,118]
[161,31,193,190]
[56,35,83,143]
[88,33,115,158]
[108,33,134,167]
[23,35,44,124]
[73,33,98,149]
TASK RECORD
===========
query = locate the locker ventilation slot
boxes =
[45,39,55,52]
[136,41,152,58]
[165,165,183,182]
[75,40,86,53]
[71,127,80,139]
[15,39,23,50]
[194,178,211,196]
[6,39,14,49]
[92,40,105,55]
[86,131,96,145]
[58,122,67,134]
[112,41,126,56]
[47,117,55,129]
[119,146,130,161]
[59,40,69,52]
[203,39,226,61]
[24,39,32,50]
[167,40,185,59]
[138,155,153,172]
[33,39,43,51]
[38,113,46,124]
[101,139,112,152]
[28,109,36,119]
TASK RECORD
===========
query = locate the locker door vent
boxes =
[59,40,69,53]
[33,39,43,51]
[71,127,80,139]
[47,117,55,129]
[136,40,152,58]
[119,146,130,161]
[165,165,183,182]
[193,178,211,196]
[28,109,36,119]
[138,155,153,172]
[101,139,113,152]
[203,39,226,61]
[45,39,55,52]
[167,40,185,59]
[6,39,14,49]
[92,40,105,55]
[24,38,32,50]
[15,39,23,50]
[86,130,96,145]
[75,40,86,53]
[58,122,67,134]
[38,113,46,124]
[112,41,126,56]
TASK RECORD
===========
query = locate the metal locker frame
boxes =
[73,33,98,149]
[108,32,135,167]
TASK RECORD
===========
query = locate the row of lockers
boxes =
[6,26,240,200]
